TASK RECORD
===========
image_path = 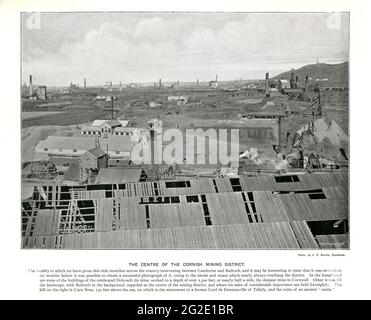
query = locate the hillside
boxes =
[273,62,349,88]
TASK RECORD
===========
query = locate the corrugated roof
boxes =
[37,136,97,151]
[95,168,146,184]
[22,172,349,249]
[113,127,139,133]
[33,209,60,236]
[108,159,133,167]
[316,234,348,249]
[50,157,80,166]
[81,126,101,131]
[106,119,121,127]
[22,221,302,249]
[22,184,34,200]
[99,136,137,153]
[90,119,121,127]
[86,146,106,158]
[118,120,130,127]
[92,120,108,127]
[37,136,137,153]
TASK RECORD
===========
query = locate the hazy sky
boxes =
[21,12,349,86]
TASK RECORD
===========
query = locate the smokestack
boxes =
[197,79,199,86]
[84,78,86,89]
[215,75,218,82]
[150,129,155,165]
[304,76,308,93]
[29,75,33,97]
[290,72,295,89]
[278,116,283,152]
[317,90,322,117]
[159,78,162,88]
[111,96,114,120]
[265,72,270,97]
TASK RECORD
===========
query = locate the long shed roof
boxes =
[22,171,349,249]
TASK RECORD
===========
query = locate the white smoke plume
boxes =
[240,147,264,165]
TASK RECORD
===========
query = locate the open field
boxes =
[22,111,65,120]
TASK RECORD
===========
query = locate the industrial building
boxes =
[21,172,348,249]
[112,127,140,136]
[37,86,47,100]
[278,79,290,90]
[167,95,189,106]
[81,119,129,136]
[35,136,141,159]
[209,75,219,89]
[79,146,108,171]
[209,81,219,89]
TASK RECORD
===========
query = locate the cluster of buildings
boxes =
[22,75,48,100]
[80,119,139,137]
[259,71,311,99]
[33,118,148,183]
[209,75,219,89]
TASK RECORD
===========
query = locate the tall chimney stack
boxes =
[317,89,322,117]
[29,75,33,97]
[150,129,155,165]
[304,76,308,93]
[197,79,199,86]
[111,96,114,120]
[84,78,86,89]
[290,72,295,89]
[159,78,162,88]
[265,72,270,97]
[215,75,218,82]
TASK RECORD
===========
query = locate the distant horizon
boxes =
[22,12,349,86]
[22,60,349,88]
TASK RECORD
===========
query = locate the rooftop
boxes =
[86,146,106,158]
[113,127,139,133]
[95,168,146,184]
[22,172,348,249]
[37,136,138,153]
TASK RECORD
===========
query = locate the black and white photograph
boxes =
[20,12,349,250]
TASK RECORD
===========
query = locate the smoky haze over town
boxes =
[21,12,349,250]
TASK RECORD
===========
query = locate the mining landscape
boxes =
[21,13,349,250]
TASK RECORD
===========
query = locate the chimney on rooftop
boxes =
[84,78,86,89]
